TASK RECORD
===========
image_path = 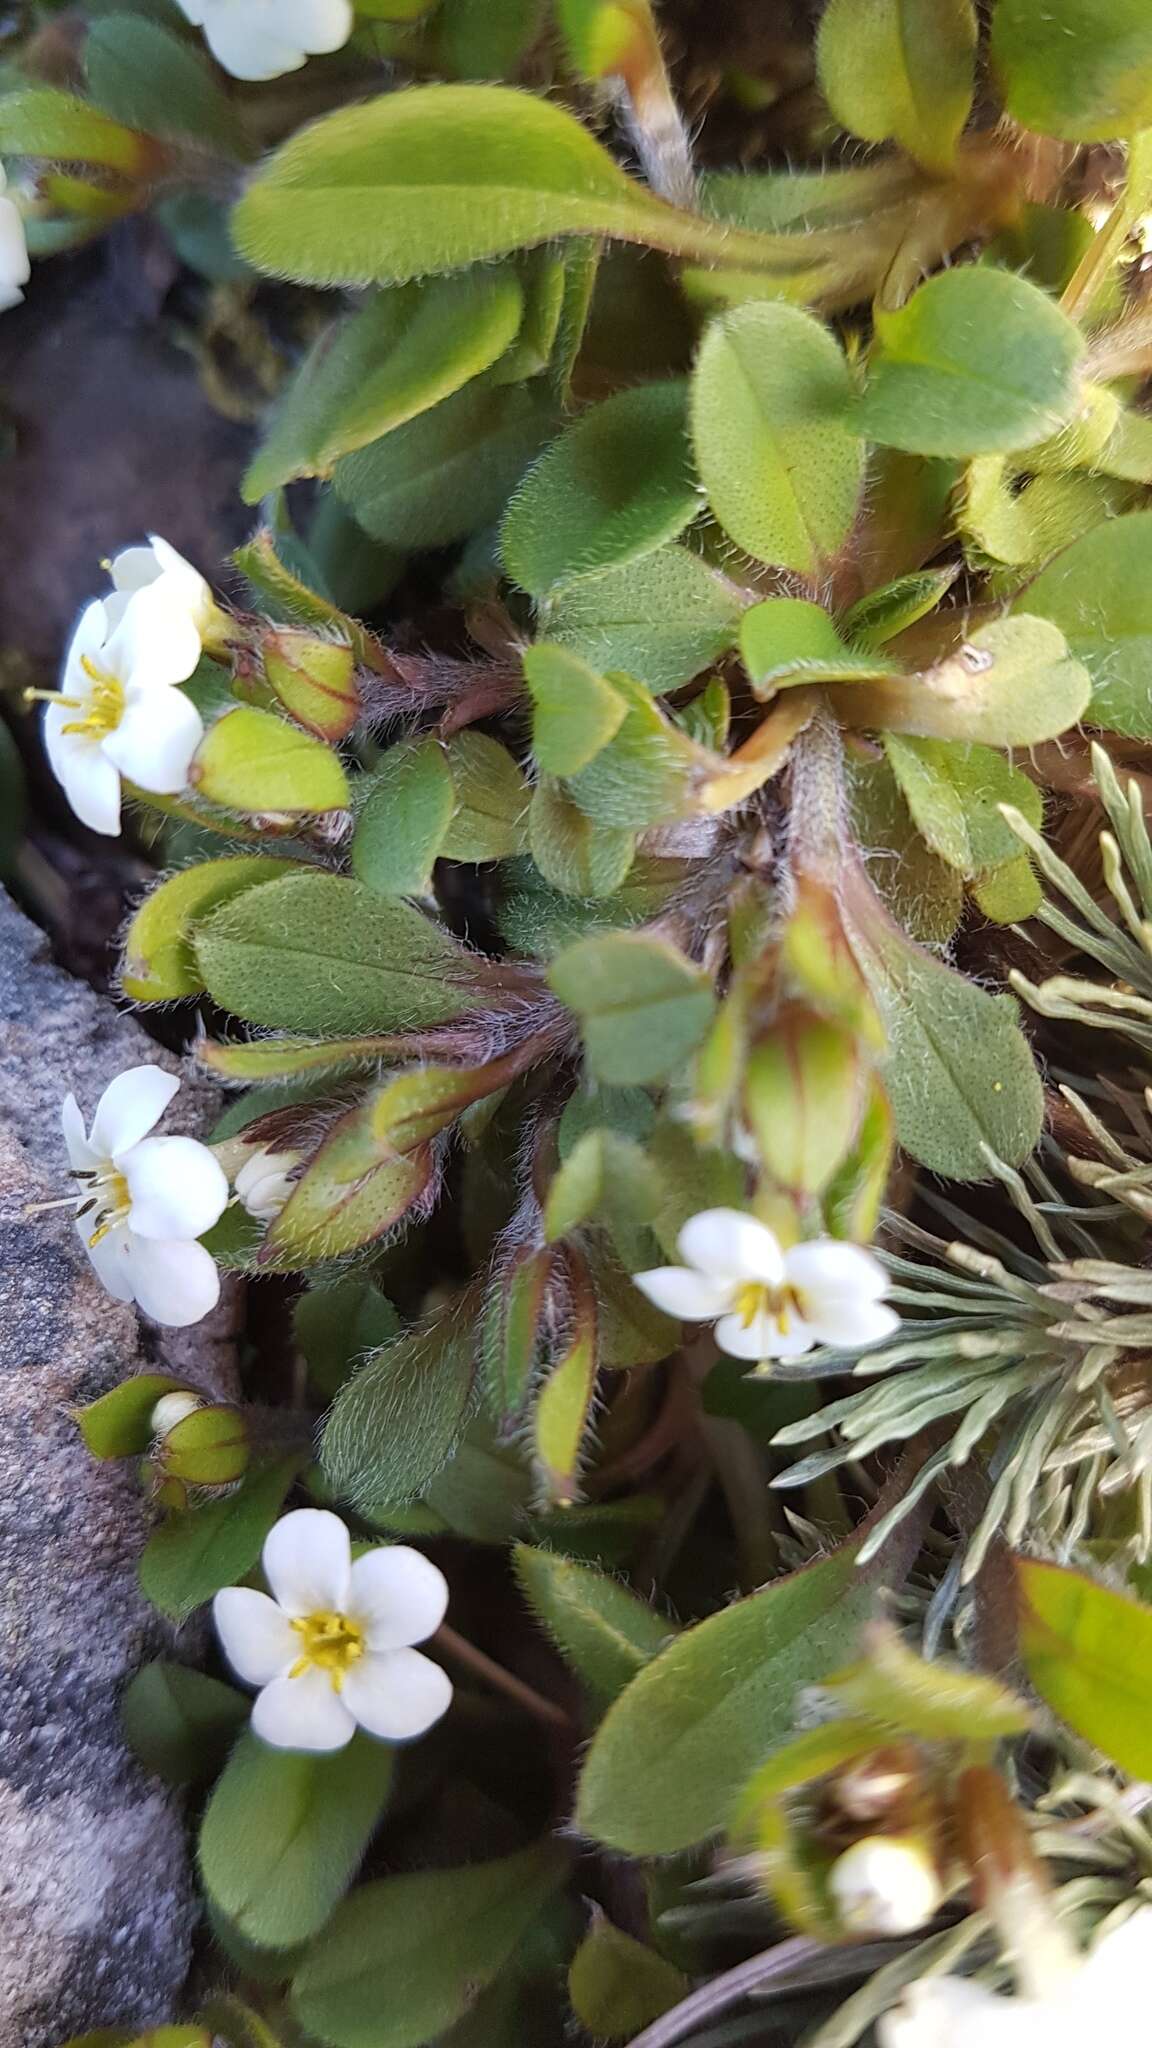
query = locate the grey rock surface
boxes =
[0,890,239,2046]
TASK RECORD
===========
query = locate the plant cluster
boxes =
[6,0,1152,2043]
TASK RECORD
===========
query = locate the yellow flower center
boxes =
[734,1280,800,1336]
[59,655,126,739]
[290,1610,366,1690]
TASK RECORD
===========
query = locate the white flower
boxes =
[214,1508,453,1752]
[105,534,217,655]
[43,593,204,836]
[0,165,30,312]
[174,0,354,80]
[829,1835,941,1938]
[60,1066,228,1327]
[234,1143,301,1222]
[879,1910,1152,2048]
[632,1208,898,1362]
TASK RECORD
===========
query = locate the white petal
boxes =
[348,1546,449,1650]
[79,1216,136,1303]
[879,1977,1046,2048]
[61,1093,98,1170]
[201,9,307,78]
[262,1508,351,1617]
[806,1299,901,1349]
[104,684,203,795]
[46,727,123,836]
[89,1065,179,1158]
[631,1265,736,1321]
[279,0,354,53]
[214,1586,297,1686]
[784,1238,890,1304]
[715,1307,818,1362]
[120,1134,229,1239]
[1079,1910,1152,2010]
[125,1234,221,1326]
[234,1151,296,1220]
[104,582,202,689]
[342,1648,453,1741]
[251,1667,356,1752]
[677,1208,786,1287]
[61,598,111,686]
[109,543,163,597]
[0,195,29,292]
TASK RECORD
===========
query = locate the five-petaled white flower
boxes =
[880,1909,1152,2048]
[174,0,354,80]
[43,591,204,836]
[632,1208,898,1362]
[214,1508,453,1752]
[60,1066,228,1326]
[0,165,30,312]
[234,1143,302,1222]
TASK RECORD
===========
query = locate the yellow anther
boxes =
[61,656,126,739]
[290,1610,365,1690]
[735,1281,767,1329]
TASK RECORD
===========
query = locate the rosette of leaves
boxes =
[84,0,1152,1535]
[28,4,1152,2041]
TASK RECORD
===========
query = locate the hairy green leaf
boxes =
[548,544,744,695]
[576,1546,873,1853]
[692,302,863,571]
[291,1843,567,2047]
[857,269,1084,456]
[195,872,484,1034]
[502,380,698,596]
[817,0,976,171]
[244,271,524,500]
[201,1732,394,1950]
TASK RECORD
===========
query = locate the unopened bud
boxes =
[152,1403,250,1490]
[829,1835,941,1938]
[150,1390,202,1438]
[743,1008,867,1195]
[781,875,885,1050]
[262,627,359,743]
[235,1144,302,1222]
[833,1745,920,1825]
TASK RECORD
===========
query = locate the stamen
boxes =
[735,1281,767,1329]
[23,688,84,708]
[289,1610,366,1687]
[89,1205,130,1247]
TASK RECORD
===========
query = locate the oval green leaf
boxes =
[575,1545,873,1853]
[501,380,699,597]
[200,1731,394,1950]
[692,301,863,572]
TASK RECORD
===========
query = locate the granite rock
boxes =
[0,891,239,2046]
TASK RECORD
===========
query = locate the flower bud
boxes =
[743,1007,867,1196]
[150,1403,250,1495]
[150,1390,203,1438]
[234,1144,302,1222]
[832,1745,921,1825]
[261,628,360,742]
[781,875,885,1050]
[829,1835,942,1938]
